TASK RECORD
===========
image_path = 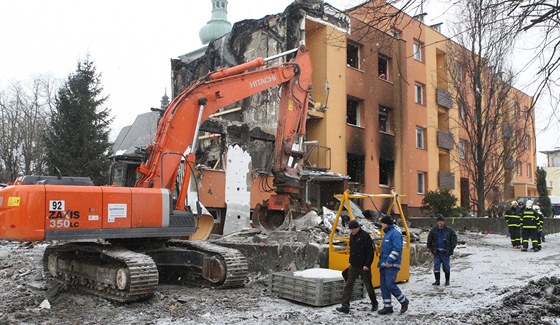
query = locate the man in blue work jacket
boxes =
[377,215,409,315]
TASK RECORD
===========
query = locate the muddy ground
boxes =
[1,232,559,325]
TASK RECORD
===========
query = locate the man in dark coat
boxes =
[504,201,522,248]
[427,214,458,286]
[336,219,378,314]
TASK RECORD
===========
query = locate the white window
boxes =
[516,161,521,176]
[416,127,425,149]
[417,172,426,194]
[524,137,529,150]
[457,64,464,82]
[413,41,422,61]
[415,83,424,104]
[459,139,466,159]
[492,155,496,168]
[527,163,532,177]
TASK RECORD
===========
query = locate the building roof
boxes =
[112,111,159,158]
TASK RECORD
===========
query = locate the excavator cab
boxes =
[109,159,141,187]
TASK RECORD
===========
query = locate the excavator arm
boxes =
[135,45,312,213]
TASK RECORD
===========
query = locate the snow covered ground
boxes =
[1,231,559,324]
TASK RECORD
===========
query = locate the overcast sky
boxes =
[0,0,556,165]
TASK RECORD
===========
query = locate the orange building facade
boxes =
[305,2,537,216]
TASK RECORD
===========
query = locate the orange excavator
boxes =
[0,45,312,302]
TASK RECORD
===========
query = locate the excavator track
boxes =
[43,243,159,302]
[165,240,248,288]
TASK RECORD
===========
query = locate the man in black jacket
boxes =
[336,219,378,314]
[427,214,458,286]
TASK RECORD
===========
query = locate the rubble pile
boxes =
[0,241,50,324]
[456,276,560,325]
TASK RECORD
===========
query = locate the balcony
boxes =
[437,130,454,150]
[439,171,455,190]
[436,88,453,109]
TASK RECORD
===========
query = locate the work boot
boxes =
[377,307,393,315]
[336,306,349,314]
[371,301,379,311]
[444,272,450,286]
[521,248,528,252]
[400,299,409,314]
[432,272,440,286]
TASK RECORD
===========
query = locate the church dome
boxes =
[199,0,232,44]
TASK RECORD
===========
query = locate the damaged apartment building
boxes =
[114,0,537,231]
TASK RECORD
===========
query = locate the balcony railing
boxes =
[436,88,453,109]
[439,171,455,190]
[303,141,331,171]
[437,130,454,150]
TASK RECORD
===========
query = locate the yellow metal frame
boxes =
[328,190,410,287]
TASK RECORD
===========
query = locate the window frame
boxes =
[417,171,426,194]
[459,139,466,159]
[516,161,521,176]
[413,41,423,62]
[416,126,425,149]
[347,97,362,127]
[414,82,424,105]
[347,41,361,70]
[378,55,390,81]
[379,106,391,134]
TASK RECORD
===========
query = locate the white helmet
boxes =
[526,200,533,208]
[534,205,541,212]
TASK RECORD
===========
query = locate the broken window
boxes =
[378,55,390,80]
[379,106,391,133]
[347,41,361,69]
[347,97,362,126]
[347,153,365,185]
[379,159,394,186]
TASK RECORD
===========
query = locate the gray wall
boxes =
[408,217,560,235]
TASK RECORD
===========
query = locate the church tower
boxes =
[199,0,232,45]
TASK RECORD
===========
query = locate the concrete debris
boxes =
[2,229,560,324]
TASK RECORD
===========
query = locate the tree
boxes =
[446,0,532,217]
[421,189,469,218]
[0,77,54,182]
[507,1,560,126]
[44,59,112,185]
[536,166,552,217]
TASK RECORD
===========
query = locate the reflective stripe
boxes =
[391,250,400,256]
